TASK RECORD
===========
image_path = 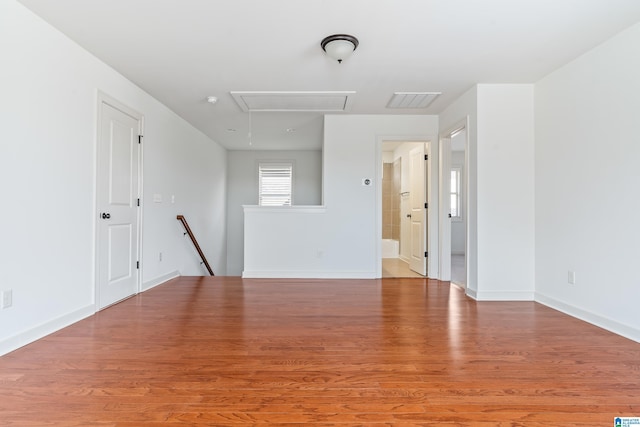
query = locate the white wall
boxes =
[439,84,535,300]
[226,150,322,276]
[440,87,478,292]
[476,84,535,300]
[243,115,439,278]
[328,115,438,277]
[535,22,640,341]
[0,1,227,355]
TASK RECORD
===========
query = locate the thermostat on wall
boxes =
[362,178,372,186]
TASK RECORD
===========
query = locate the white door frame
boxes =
[439,117,470,287]
[375,135,436,278]
[95,91,144,310]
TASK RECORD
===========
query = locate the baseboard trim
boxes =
[242,270,377,279]
[0,305,95,356]
[535,292,640,343]
[141,270,180,291]
[468,290,535,301]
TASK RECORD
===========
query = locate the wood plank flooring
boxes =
[1,276,639,426]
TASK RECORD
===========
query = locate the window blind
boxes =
[259,163,293,206]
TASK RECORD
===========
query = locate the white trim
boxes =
[468,290,535,301]
[536,293,640,344]
[243,205,326,214]
[141,270,180,292]
[0,305,95,356]
[242,270,377,279]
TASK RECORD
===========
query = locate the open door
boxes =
[439,136,452,281]
[409,145,427,275]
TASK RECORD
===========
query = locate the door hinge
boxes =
[424,154,428,160]
[138,135,143,144]
[425,251,428,258]
[424,202,428,209]
[136,261,140,269]
[137,198,140,207]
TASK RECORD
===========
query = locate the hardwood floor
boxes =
[1,276,639,426]
[450,254,466,287]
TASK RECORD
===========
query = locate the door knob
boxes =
[406,214,412,218]
[101,213,111,219]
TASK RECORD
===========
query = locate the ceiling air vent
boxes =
[230,91,355,112]
[387,92,441,109]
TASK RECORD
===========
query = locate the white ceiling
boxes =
[18,0,640,151]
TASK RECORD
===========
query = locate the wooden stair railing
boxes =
[176,215,214,276]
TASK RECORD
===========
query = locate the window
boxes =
[450,167,461,220]
[258,162,293,206]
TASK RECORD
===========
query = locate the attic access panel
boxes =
[230,91,355,112]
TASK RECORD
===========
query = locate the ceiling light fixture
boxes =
[321,34,359,64]
[207,96,218,104]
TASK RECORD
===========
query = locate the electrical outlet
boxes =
[2,289,12,309]
[568,271,576,285]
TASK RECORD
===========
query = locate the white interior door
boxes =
[439,136,452,281]
[409,145,426,275]
[97,99,141,309]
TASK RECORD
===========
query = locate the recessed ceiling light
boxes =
[286,128,296,133]
[207,96,218,104]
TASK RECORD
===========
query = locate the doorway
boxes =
[439,122,468,288]
[380,141,428,278]
[95,93,143,309]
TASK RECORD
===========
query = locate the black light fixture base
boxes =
[320,34,359,53]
